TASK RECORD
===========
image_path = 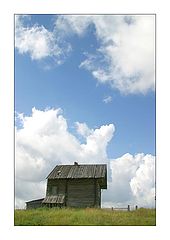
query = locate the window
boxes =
[52,186,58,195]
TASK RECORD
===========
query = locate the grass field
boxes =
[14,207,156,226]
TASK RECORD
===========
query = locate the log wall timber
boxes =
[95,181,101,207]
[46,178,101,207]
[46,179,66,196]
[67,179,97,207]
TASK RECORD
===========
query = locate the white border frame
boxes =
[0,0,169,239]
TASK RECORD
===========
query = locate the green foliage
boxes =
[14,208,156,226]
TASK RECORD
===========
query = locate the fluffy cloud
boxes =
[56,15,155,94]
[102,153,155,208]
[15,107,115,208]
[130,154,155,206]
[15,108,155,209]
[55,15,92,36]
[15,15,155,94]
[75,122,93,137]
[15,15,71,63]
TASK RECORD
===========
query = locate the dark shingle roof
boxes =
[47,164,107,188]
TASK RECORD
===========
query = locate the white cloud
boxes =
[56,15,155,94]
[103,95,112,104]
[55,15,92,36]
[15,15,155,94]
[102,153,155,208]
[15,179,46,209]
[130,154,155,206]
[75,122,93,137]
[15,15,71,62]
[15,108,155,209]
[15,107,115,208]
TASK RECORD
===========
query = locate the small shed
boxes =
[42,162,107,208]
[26,198,44,209]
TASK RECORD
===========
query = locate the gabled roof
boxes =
[47,164,107,189]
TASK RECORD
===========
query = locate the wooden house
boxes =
[26,162,107,208]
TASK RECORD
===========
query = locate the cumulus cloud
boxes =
[15,179,46,209]
[102,153,155,208]
[15,108,155,209]
[15,15,71,63]
[130,154,155,206]
[15,107,115,208]
[56,15,155,94]
[75,122,93,137]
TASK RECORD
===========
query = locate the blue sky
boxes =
[15,14,155,159]
[15,14,155,208]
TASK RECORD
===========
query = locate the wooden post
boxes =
[128,205,130,211]
[65,179,68,207]
[111,207,113,211]
[94,179,97,207]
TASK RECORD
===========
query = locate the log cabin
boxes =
[26,162,107,209]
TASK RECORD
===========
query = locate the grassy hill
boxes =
[14,207,156,226]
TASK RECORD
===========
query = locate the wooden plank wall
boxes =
[67,179,96,207]
[95,181,101,207]
[46,179,66,196]
[26,200,43,209]
[46,178,102,208]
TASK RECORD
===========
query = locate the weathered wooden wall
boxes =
[46,179,66,196]
[95,181,101,207]
[46,178,101,208]
[67,179,95,207]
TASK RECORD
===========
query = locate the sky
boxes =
[15,14,155,209]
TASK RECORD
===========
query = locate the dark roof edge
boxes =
[26,198,44,203]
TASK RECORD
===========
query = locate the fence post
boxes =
[111,207,113,211]
[128,205,130,211]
